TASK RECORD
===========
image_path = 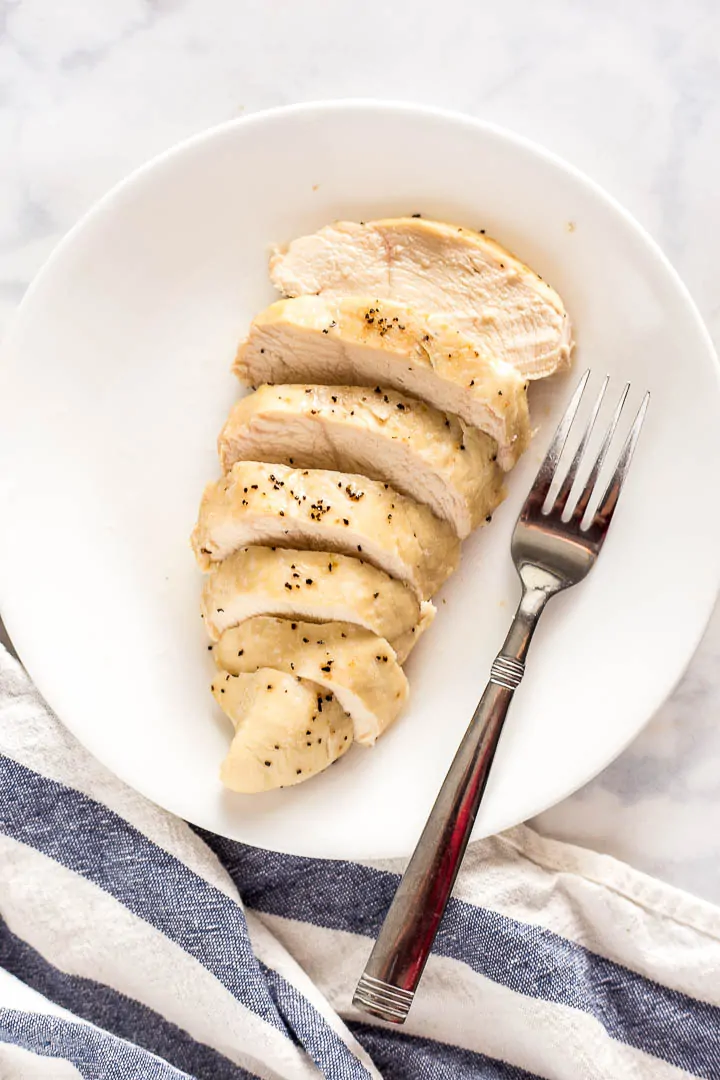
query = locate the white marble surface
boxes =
[1,0,720,898]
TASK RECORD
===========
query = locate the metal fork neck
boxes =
[501,583,552,665]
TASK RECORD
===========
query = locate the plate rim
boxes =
[2,98,719,858]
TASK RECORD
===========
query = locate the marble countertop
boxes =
[2,0,719,900]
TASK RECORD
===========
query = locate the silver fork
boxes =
[353,370,650,1024]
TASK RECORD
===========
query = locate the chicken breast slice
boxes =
[269,217,573,380]
[215,617,408,745]
[388,601,436,665]
[219,384,505,538]
[191,460,460,600]
[235,296,531,469]
[201,545,433,664]
[211,667,353,792]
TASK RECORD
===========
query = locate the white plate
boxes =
[1,101,718,860]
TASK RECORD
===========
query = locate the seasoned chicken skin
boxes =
[269,217,572,380]
[212,667,353,792]
[191,460,460,600]
[219,384,505,538]
[235,296,531,469]
[215,617,408,745]
[201,544,433,662]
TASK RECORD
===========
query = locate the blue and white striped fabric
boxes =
[1,644,720,1080]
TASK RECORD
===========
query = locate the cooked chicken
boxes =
[235,297,531,469]
[215,617,408,745]
[193,215,565,782]
[218,385,504,538]
[212,667,353,792]
[388,601,436,665]
[269,217,572,380]
[191,460,459,599]
[201,545,432,662]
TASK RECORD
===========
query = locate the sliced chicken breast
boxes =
[389,601,436,665]
[201,545,430,658]
[215,617,408,745]
[219,384,505,538]
[235,296,531,469]
[269,217,573,380]
[192,460,459,600]
[212,667,353,792]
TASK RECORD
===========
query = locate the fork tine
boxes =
[590,392,650,530]
[572,382,630,523]
[552,375,609,515]
[531,369,590,505]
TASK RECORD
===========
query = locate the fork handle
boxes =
[353,584,550,1024]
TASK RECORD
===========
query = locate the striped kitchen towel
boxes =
[1,643,719,1080]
